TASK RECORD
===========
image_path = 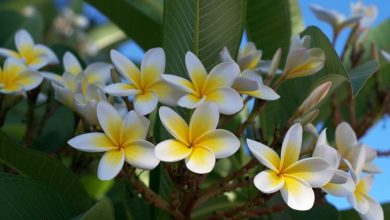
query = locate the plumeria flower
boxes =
[74,84,107,125]
[347,174,383,220]
[0,57,43,94]
[163,51,243,115]
[297,81,332,114]
[380,50,390,63]
[0,29,58,70]
[350,2,378,29]
[313,129,354,197]
[105,48,181,115]
[310,5,361,33]
[281,35,325,80]
[247,123,333,211]
[42,52,111,110]
[155,102,240,174]
[335,122,381,173]
[68,101,159,180]
[220,47,279,100]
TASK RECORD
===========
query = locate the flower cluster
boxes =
[0,29,383,219]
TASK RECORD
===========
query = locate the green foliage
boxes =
[246,0,303,60]
[0,174,79,220]
[0,130,92,211]
[261,26,348,141]
[86,0,163,49]
[288,202,340,220]
[348,60,379,96]
[163,0,247,76]
[71,199,115,220]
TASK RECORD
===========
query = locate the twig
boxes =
[23,86,41,147]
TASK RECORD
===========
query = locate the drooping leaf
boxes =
[71,199,115,220]
[0,174,79,220]
[348,60,379,96]
[163,0,247,76]
[260,26,348,141]
[86,0,163,49]
[246,0,303,60]
[0,130,92,211]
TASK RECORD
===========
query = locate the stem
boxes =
[341,24,359,62]
[23,87,41,147]
[122,97,133,111]
[236,100,267,137]
[0,94,6,127]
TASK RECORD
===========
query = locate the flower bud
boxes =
[298,81,332,113]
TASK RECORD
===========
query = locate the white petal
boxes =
[124,140,159,170]
[331,169,349,184]
[360,195,384,220]
[241,69,263,85]
[34,44,59,64]
[15,29,34,52]
[185,51,207,92]
[141,48,165,87]
[133,91,158,115]
[247,85,280,100]
[16,71,44,91]
[97,149,125,180]
[189,102,219,141]
[281,176,315,211]
[159,106,189,144]
[232,77,259,93]
[247,139,280,171]
[345,144,366,175]
[254,170,285,193]
[185,146,215,174]
[364,162,382,173]
[110,49,141,86]
[104,83,139,96]
[84,62,112,84]
[347,192,370,214]
[220,47,235,63]
[155,139,192,162]
[63,52,82,75]
[68,133,117,152]
[206,88,243,115]
[336,122,358,155]
[284,157,333,187]
[178,94,204,109]
[52,83,75,109]
[0,48,19,58]
[41,71,63,85]
[97,101,123,143]
[204,62,240,93]
[313,144,339,169]
[150,80,183,106]
[322,173,354,197]
[195,129,240,158]
[121,110,149,143]
[162,74,195,93]
[280,123,302,169]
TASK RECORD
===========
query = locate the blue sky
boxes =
[83,0,390,211]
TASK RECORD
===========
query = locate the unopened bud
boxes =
[298,81,332,113]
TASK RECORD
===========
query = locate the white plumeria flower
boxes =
[163,51,243,115]
[0,29,58,70]
[42,52,111,110]
[247,123,333,211]
[313,129,354,197]
[310,4,361,32]
[335,122,381,173]
[68,101,159,180]
[282,35,325,80]
[105,48,181,115]
[74,84,107,125]
[220,47,279,100]
[155,102,240,174]
[350,2,378,29]
[347,174,384,220]
[380,50,390,63]
[0,57,43,94]
[298,81,332,114]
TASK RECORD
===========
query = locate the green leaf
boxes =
[261,26,348,141]
[163,0,247,76]
[0,174,79,220]
[0,130,92,211]
[192,196,244,220]
[86,0,163,49]
[288,202,340,220]
[348,60,379,96]
[246,0,303,60]
[71,199,115,220]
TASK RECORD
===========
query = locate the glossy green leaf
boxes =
[86,0,163,49]
[261,26,348,141]
[289,202,340,220]
[0,130,92,211]
[246,0,303,60]
[72,199,115,220]
[163,0,247,76]
[348,60,379,96]
[0,174,78,220]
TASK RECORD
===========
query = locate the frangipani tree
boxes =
[0,1,388,220]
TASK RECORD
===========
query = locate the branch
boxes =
[377,150,390,157]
